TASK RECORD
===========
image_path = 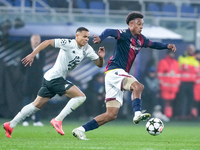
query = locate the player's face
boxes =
[168,52,175,58]
[76,31,90,47]
[129,18,144,36]
[187,46,195,56]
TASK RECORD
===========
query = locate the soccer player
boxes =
[3,27,105,138]
[72,11,176,140]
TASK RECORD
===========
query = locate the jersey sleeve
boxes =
[85,45,99,61]
[142,35,168,50]
[99,29,120,42]
[54,39,71,50]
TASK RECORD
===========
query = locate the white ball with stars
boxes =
[146,118,164,136]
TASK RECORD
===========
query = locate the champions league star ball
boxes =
[146,118,164,136]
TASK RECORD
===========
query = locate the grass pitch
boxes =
[0,119,200,150]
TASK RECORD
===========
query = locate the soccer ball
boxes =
[146,118,164,136]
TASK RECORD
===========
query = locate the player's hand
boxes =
[21,53,35,67]
[93,35,101,44]
[98,46,105,58]
[168,44,176,52]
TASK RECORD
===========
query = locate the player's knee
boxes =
[131,82,144,93]
[80,93,86,97]
[78,96,86,104]
[33,96,50,109]
[138,83,144,92]
[82,96,86,102]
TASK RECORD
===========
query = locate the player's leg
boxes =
[123,77,151,124]
[72,101,120,140]
[54,85,86,121]
[94,101,120,126]
[72,69,122,140]
[51,85,86,135]
[3,96,50,138]
[22,96,31,126]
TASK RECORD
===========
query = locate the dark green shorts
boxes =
[37,77,74,98]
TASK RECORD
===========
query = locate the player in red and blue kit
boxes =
[100,28,170,73]
[72,11,176,140]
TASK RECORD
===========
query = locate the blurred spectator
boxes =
[142,66,159,113]
[193,51,200,118]
[20,35,45,126]
[178,44,199,119]
[157,50,180,119]
[84,73,105,118]
[141,66,169,122]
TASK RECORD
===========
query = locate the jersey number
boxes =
[68,56,80,70]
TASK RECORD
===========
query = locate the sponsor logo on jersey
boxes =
[137,39,141,45]
[130,44,141,51]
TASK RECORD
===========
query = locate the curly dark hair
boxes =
[126,11,143,25]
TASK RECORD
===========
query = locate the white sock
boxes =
[10,103,39,128]
[55,96,86,121]
[135,111,141,117]
[77,126,85,132]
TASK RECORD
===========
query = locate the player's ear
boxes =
[75,33,79,40]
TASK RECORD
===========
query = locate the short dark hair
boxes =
[76,27,89,33]
[126,11,144,25]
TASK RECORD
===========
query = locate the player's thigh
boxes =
[64,85,85,98]
[33,95,50,109]
[123,76,138,91]
[106,101,120,116]
[106,100,121,108]
[105,81,124,105]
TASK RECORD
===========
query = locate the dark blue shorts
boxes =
[37,77,74,98]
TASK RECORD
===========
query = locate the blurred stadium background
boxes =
[0,0,200,121]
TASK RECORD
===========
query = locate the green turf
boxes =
[0,119,200,150]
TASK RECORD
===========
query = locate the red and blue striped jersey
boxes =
[99,28,168,73]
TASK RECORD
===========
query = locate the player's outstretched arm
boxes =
[21,39,54,67]
[93,29,119,44]
[94,47,105,67]
[93,35,101,44]
[167,44,176,52]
